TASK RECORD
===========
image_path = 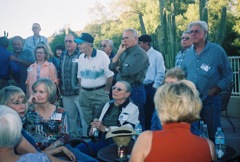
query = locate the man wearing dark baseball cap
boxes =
[74,33,94,44]
[138,34,166,130]
[76,32,114,135]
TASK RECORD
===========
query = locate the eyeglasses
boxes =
[190,29,202,35]
[36,52,45,54]
[100,44,107,48]
[10,100,27,106]
[121,36,134,40]
[112,86,126,92]
[181,36,190,40]
[65,40,73,43]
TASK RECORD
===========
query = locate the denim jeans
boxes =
[151,110,162,130]
[75,135,114,158]
[130,84,146,130]
[200,95,222,140]
[144,85,156,130]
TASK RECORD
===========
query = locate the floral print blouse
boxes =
[23,106,69,150]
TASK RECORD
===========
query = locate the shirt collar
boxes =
[84,48,97,58]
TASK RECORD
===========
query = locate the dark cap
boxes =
[74,33,94,44]
[138,34,152,42]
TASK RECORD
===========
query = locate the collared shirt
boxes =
[26,61,58,96]
[109,45,149,84]
[181,41,233,100]
[59,49,80,96]
[77,48,114,88]
[0,46,19,80]
[14,48,35,92]
[143,47,165,88]
[24,35,48,53]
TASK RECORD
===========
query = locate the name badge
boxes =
[200,63,211,72]
[51,113,62,120]
[119,112,129,121]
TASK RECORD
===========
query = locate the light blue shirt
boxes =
[24,35,48,53]
[143,47,165,88]
[181,41,233,100]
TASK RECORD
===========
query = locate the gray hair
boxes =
[182,31,191,36]
[32,78,56,103]
[12,36,23,43]
[188,21,208,39]
[0,105,22,147]
[124,28,138,38]
[102,39,114,48]
[117,81,132,93]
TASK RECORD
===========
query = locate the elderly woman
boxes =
[130,80,215,162]
[26,43,58,97]
[76,81,139,157]
[0,105,51,162]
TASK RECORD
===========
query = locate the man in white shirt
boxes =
[76,33,114,130]
[138,34,166,130]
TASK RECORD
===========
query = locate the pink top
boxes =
[26,61,58,96]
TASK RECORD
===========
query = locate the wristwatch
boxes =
[105,127,109,132]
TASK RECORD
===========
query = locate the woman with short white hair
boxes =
[0,105,51,162]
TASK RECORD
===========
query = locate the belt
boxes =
[81,85,105,91]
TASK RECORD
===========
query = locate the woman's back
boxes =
[145,123,212,162]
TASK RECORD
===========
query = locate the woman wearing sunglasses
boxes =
[75,81,139,157]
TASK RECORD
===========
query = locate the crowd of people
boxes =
[0,20,232,161]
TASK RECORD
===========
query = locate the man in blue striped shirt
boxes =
[181,21,233,140]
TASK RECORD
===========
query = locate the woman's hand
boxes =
[90,119,105,132]
[28,95,37,104]
[42,146,76,162]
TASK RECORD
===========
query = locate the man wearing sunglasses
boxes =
[100,39,115,59]
[109,28,149,130]
[181,20,233,141]
[175,31,192,67]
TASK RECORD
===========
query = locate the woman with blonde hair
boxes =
[26,43,58,97]
[130,80,215,162]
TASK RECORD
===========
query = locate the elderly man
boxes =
[76,33,114,131]
[138,34,165,130]
[59,33,87,138]
[10,36,35,93]
[100,39,115,59]
[175,31,192,67]
[24,23,48,54]
[109,28,149,130]
[181,20,233,140]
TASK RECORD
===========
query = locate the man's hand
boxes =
[208,86,221,96]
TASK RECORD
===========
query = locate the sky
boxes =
[0,0,112,38]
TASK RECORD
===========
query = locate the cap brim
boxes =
[74,39,85,43]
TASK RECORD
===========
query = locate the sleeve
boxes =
[118,51,149,77]
[217,49,233,91]
[153,53,165,88]
[49,63,59,85]
[102,53,114,78]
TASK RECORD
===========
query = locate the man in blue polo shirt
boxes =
[76,33,114,132]
[181,21,233,140]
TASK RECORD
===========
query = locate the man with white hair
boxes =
[181,20,233,140]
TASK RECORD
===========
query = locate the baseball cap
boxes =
[74,33,94,44]
[138,34,152,42]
